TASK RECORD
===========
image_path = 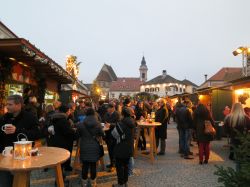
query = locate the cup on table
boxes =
[101,123,105,127]
[2,146,13,157]
[1,124,12,132]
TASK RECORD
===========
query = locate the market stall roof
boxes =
[0,38,74,84]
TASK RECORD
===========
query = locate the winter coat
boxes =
[48,112,77,152]
[224,115,250,146]
[193,109,214,142]
[113,117,136,159]
[155,106,168,139]
[0,110,41,152]
[77,115,104,162]
[175,106,193,130]
[103,111,120,139]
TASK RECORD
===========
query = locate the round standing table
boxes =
[134,121,161,163]
[0,146,70,187]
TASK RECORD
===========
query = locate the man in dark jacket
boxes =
[103,103,120,170]
[48,105,77,171]
[175,103,193,159]
[0,95,41,187]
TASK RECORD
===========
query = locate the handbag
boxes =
[85,127,104,158]
[204,120,216,135]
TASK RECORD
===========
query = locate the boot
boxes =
[91,179,97,187]
[81,179,88,187]
[159,139,166,155]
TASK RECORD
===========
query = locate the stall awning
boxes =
[0,38,73,84]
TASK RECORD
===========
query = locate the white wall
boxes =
[140,83,188,97]
[109,91,139,99]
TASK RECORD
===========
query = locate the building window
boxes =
[150,88,154,92]
[142,73,145,79]
[155,87,160,92]
[183,88,186,93]
[165,86,171,91]
[145,88,149,92]
[180,88,183,92]
[112,94,115,98]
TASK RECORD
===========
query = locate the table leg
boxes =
[13,171,30,187]
[149,128,154,163]
[152,127,157,154]
[134,126,141,158]
[55,164,64,187]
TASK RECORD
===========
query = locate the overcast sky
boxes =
[1,0,250,85]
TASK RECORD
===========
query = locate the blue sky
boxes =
[1,0,250,85]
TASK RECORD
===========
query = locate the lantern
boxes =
[13,133,32,160]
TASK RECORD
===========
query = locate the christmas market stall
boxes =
[0,38,73,115]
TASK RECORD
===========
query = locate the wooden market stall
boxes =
[0,38,73,115]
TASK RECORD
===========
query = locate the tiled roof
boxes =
[143,74,181,85]
[96,70,113,82]
[96,64,117,82]
[181,79,198,87]
[110,78,143,92]
[105,64,117,80]
[208,67,242,81]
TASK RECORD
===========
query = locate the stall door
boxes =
[212,89,232,121]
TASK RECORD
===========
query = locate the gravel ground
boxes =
[31,123,234,187]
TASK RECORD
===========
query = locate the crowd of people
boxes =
[0,94,250,187]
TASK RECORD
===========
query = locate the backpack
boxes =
[111,122,126,144]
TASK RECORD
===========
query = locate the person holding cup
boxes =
[0,95,41,187]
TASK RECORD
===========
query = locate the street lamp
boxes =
[232,46,250,76]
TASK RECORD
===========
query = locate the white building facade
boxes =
[140,70,197,97]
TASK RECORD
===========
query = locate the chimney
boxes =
[204,74,208,81]
[162,70,167,76]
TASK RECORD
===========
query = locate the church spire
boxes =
[141,56,146,66]
[139,56,148,82]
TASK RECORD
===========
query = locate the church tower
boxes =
[139,56,148,82]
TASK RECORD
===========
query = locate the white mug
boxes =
[1,124,12,132]
[2,146,13,156]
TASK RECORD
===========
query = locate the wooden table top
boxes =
[137,121,161,127]
[0,147,70,172]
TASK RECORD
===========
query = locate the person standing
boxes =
[176,102,193,159]
[134,101,147,150]
[112,108,136,187]
[0,95,41,187]
[103,103,120,171]
[77,108,104,187]
[155,98,169,155]
[193,103,214,164]
[48,105,77,171]
[224,103,250,161]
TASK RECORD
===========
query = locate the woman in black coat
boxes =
[193,104,214,164]
[77,107,104,187]
[111,108,136,187]
[155,99,168,155]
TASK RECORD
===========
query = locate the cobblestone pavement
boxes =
[31,123,234,187]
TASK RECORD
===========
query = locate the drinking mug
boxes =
[2,146,13,156]
[1,124,12,132]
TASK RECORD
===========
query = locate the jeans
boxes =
[179,129,190,156]
[0,170,13,187]
[115,158,130,185]
[128,157,134,175]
